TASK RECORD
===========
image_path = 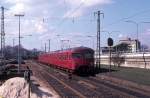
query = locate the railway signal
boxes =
[107,37,113,72]
[108,38,113,47]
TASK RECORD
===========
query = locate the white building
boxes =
[119,37,140,52]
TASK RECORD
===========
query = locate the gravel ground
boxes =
[0,77,60,98]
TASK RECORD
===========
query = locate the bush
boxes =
[112,52,125,67]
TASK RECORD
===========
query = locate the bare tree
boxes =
[112,52,125,67]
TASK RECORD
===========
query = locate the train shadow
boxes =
[94,67,117,74]
[75,67,117,77]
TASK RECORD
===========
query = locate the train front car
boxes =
[71,47,95,73]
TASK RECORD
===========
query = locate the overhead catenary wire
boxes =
[17,4,150,53]
[102,9,150,29]
[43,0,86,36]
[4,2,150,50]
[58,1,85,25]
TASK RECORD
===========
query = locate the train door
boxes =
[83,51,94,65]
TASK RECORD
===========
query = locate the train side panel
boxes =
[38,47,94,72]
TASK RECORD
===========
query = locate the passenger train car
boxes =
[38,47,94,72]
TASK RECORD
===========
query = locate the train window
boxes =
[72,53,82,59]
[63,55,65,60]
[67,55,69,60]
[68,55,71,60]
[65,55,67,60]
[84,53,93,59]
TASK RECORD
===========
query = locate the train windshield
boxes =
[84,53,93,59]
[72,53,82,59]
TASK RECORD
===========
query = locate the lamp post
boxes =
[125,20,139,52]
[14,14,24,73]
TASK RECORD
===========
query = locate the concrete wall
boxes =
[99,53,150,69]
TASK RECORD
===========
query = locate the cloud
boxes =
[4,0,31,15]
[3,0,55,36]
[65,0,113,8]
[118,34,123,38]
[1,0,113,50]
[118,33,128,39]
[34,21,48,34]
[9,2,27,14]
[63,0,113,18]
[143,29,150,35]
[144,32,150,35]
[64,9,83,18]
[5,0,30,4]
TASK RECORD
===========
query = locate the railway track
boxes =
[27,61,87,98]
[26,60,150,98]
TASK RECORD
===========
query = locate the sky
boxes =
[1,0,150,51]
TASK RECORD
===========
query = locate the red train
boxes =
[38,47,94,72]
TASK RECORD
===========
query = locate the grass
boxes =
[101,65,150,86]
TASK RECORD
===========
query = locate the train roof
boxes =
[48,46,94,54]
[70,46,94,52]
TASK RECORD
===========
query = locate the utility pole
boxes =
[45,43,47,53]
[13,38,15,47]
[14,14,24,73]
[12,38,15,59]
[61,40,63,50]
[94,10,104,70]
[48,39,50,52]
[1,6,6,66]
